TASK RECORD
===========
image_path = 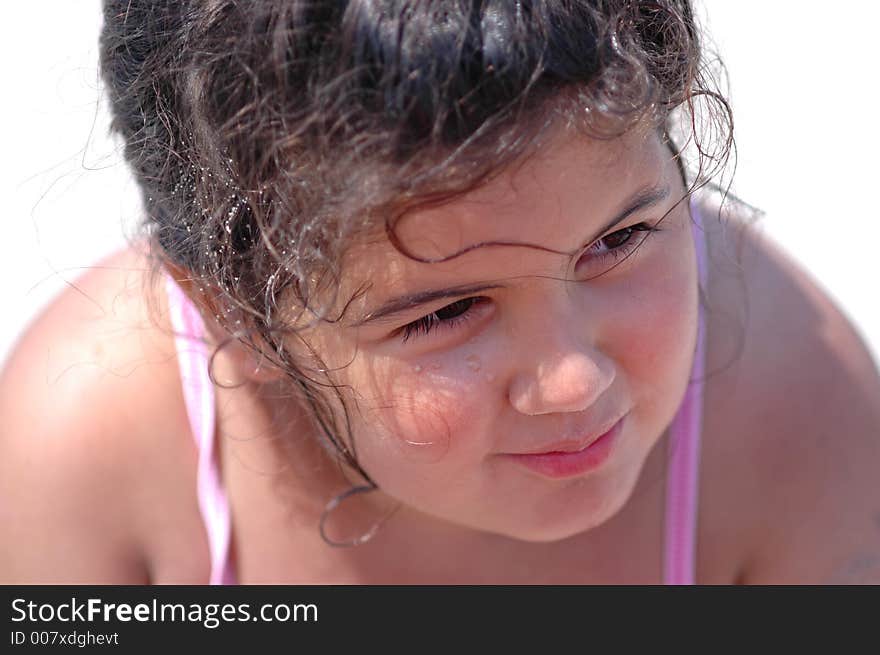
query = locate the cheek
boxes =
[610,228,698,419]
[347,356,490,467]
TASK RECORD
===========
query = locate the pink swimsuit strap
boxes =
[662,196,709,585]
[164,275,235,585]
[165,194,708,585]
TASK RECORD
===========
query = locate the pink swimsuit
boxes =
[165,198,709,585]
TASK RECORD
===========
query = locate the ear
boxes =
[221,339,288,384]
[163,260,287,384]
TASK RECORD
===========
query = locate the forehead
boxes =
[338,125,668,311]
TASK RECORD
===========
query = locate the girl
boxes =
[2,0,879,584]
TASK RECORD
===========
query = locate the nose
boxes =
[507,336,615,417]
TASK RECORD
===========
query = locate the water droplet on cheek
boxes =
[465,354,481,372]
[412,364,423,373]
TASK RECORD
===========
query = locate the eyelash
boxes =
[397,221,663,343]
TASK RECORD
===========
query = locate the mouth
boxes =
[503,414,627,479]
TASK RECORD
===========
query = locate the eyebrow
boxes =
[352,183,672,327]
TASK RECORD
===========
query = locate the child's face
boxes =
[297,124,698,542]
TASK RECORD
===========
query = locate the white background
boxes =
[1,1,878,370]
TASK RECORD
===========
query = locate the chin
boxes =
[500,489,631,544]
[503,463,644,544]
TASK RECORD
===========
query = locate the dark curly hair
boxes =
[99,0,732,543]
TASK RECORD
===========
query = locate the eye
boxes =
[398,297,490,343]
[578,221,662,272]
[394,222,662,344]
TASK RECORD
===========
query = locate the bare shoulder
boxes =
[0,245,209,583]
[697,195,880,583]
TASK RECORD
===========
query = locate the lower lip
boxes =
[505,417,625,479]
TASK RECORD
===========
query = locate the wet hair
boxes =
[100,0,733,542]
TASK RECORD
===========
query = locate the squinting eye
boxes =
[579,222,662,271]
[395,222,661,344]
[398,297,489,343]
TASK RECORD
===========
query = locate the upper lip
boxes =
[508,412,627,456]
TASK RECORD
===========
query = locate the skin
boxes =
[2,124,879,583]
[299,123,698,544]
